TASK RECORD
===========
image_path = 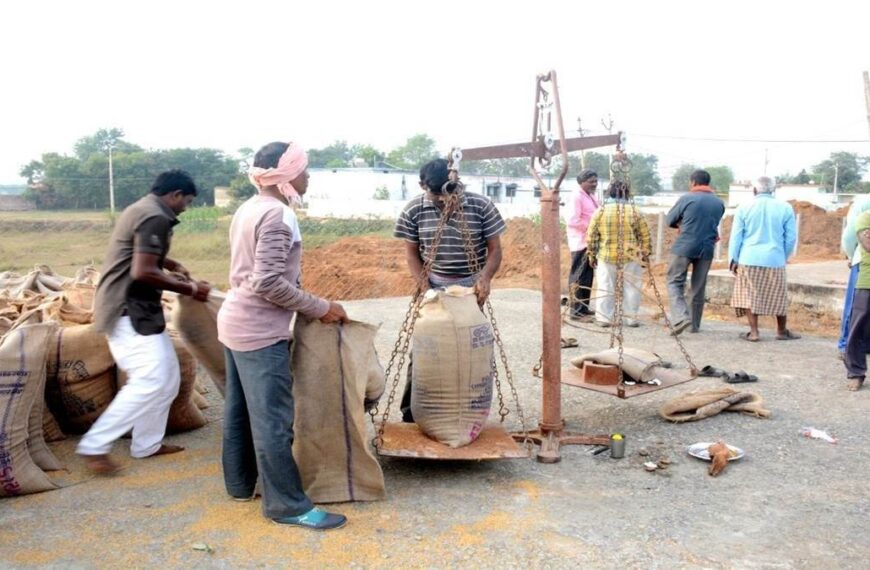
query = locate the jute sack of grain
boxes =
[42,406,66,443]
[115,333,206,433]
[292,318,386,503]
[45,324,117,434]
[411,286,494,448]
[171,291,226,396]
[0,322,59,497]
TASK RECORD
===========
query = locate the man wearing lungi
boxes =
[728,176,799,342]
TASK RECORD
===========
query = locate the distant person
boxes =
[837,195,870,359]
[586,179,652,327]
[393,158,506,421]
[217,141,348,531]
[77,170,211,474]
[728,176,799,341]
[843,209,870,391]
[566,169,600,320]
[665,169,725,335]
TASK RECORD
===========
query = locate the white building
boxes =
[728,182,840,210]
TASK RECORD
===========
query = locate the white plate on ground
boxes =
[687,442,745,461]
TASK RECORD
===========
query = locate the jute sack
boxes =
[45,324,117,434]
[42,407,66,443]
[115,333,206,433]
[411,286,494,448]
[292,318,386,503]
[27,382,63,472]
[0,323,59,497]
[660,387,771,423]
[171,292,226,396]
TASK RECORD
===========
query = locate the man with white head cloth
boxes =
[728,176,799,342]
[217,141,349,531]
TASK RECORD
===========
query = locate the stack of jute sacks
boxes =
[0,265,209,497]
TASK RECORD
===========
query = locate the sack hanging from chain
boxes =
[411,286,493,448]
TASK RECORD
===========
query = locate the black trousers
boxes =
[845,289,870,380]
[568,248,595,316]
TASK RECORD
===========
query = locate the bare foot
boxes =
[144,444,185,458]
[80,453,122,475]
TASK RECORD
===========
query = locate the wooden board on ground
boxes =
[561,366,697,398]
[377,423,529,460]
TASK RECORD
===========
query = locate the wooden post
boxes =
[655,212,665,262]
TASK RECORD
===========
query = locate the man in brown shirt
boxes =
[77,170,210,474]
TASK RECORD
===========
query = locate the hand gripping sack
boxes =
[171,292,226,396]
[411,286,494,448]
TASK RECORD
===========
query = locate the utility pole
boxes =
[833,161,839,198]
[108,144,115,217]
[576,118,586,168]
[763,148,769,176]
[601,114,614,180]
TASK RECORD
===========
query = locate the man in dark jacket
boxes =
[665,169,725,334]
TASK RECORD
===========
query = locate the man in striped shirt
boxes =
[393,158,506,422]
[394,158,506,305]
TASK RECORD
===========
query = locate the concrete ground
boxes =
[2,288,868,569]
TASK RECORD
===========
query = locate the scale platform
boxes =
[376,423,529,460]
[561,364,696,399]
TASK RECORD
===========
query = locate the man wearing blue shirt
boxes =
[728,176,799,342]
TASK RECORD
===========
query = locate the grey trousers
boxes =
[222,342,313,519]
[666,254,713,331]
[845,289,870,380]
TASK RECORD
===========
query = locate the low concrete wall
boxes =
[706,268,845,314]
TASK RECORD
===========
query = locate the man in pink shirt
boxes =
[217,141,348,531]
[566,169,600,319]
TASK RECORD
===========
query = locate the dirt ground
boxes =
[3,289,868,569]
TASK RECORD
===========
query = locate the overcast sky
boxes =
[2,0,869,186]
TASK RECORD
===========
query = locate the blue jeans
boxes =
[838,264,859,351]
[222,342,313,519]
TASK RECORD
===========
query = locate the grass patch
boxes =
[1,212,395,289]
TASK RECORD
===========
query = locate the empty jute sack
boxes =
[660,387,771,423]
[0,322,59,497]
[171,291,226,396]
[292,318,386,503]
[411,286,494,448]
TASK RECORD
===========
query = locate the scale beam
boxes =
[461,134,621,162]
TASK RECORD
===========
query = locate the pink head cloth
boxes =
[248,142,308,207]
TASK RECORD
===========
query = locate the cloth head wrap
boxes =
[248,143,308,207]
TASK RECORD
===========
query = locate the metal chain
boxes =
[370,196,455,449]
[454,197,528,437]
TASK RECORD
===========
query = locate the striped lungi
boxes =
[731,265,788,317]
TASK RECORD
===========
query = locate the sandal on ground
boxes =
[776,330,801,341]
[699,365,727,378]
[272,507,347,531]
[725,371,759,384]
[739,332,760,342]
[560,337,579,349]
[847,377,864,391]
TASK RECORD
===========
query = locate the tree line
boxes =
[20,129,870,209]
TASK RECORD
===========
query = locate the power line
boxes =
[632,133,870,144]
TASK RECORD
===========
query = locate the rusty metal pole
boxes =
[535,71,570,463]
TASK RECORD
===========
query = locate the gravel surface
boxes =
[2,288,867,569]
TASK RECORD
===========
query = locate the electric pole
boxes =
[576,117,586,169]
[833,161,839,198]
[108,144,115,217]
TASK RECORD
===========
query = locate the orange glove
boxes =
[708,441,730,477]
